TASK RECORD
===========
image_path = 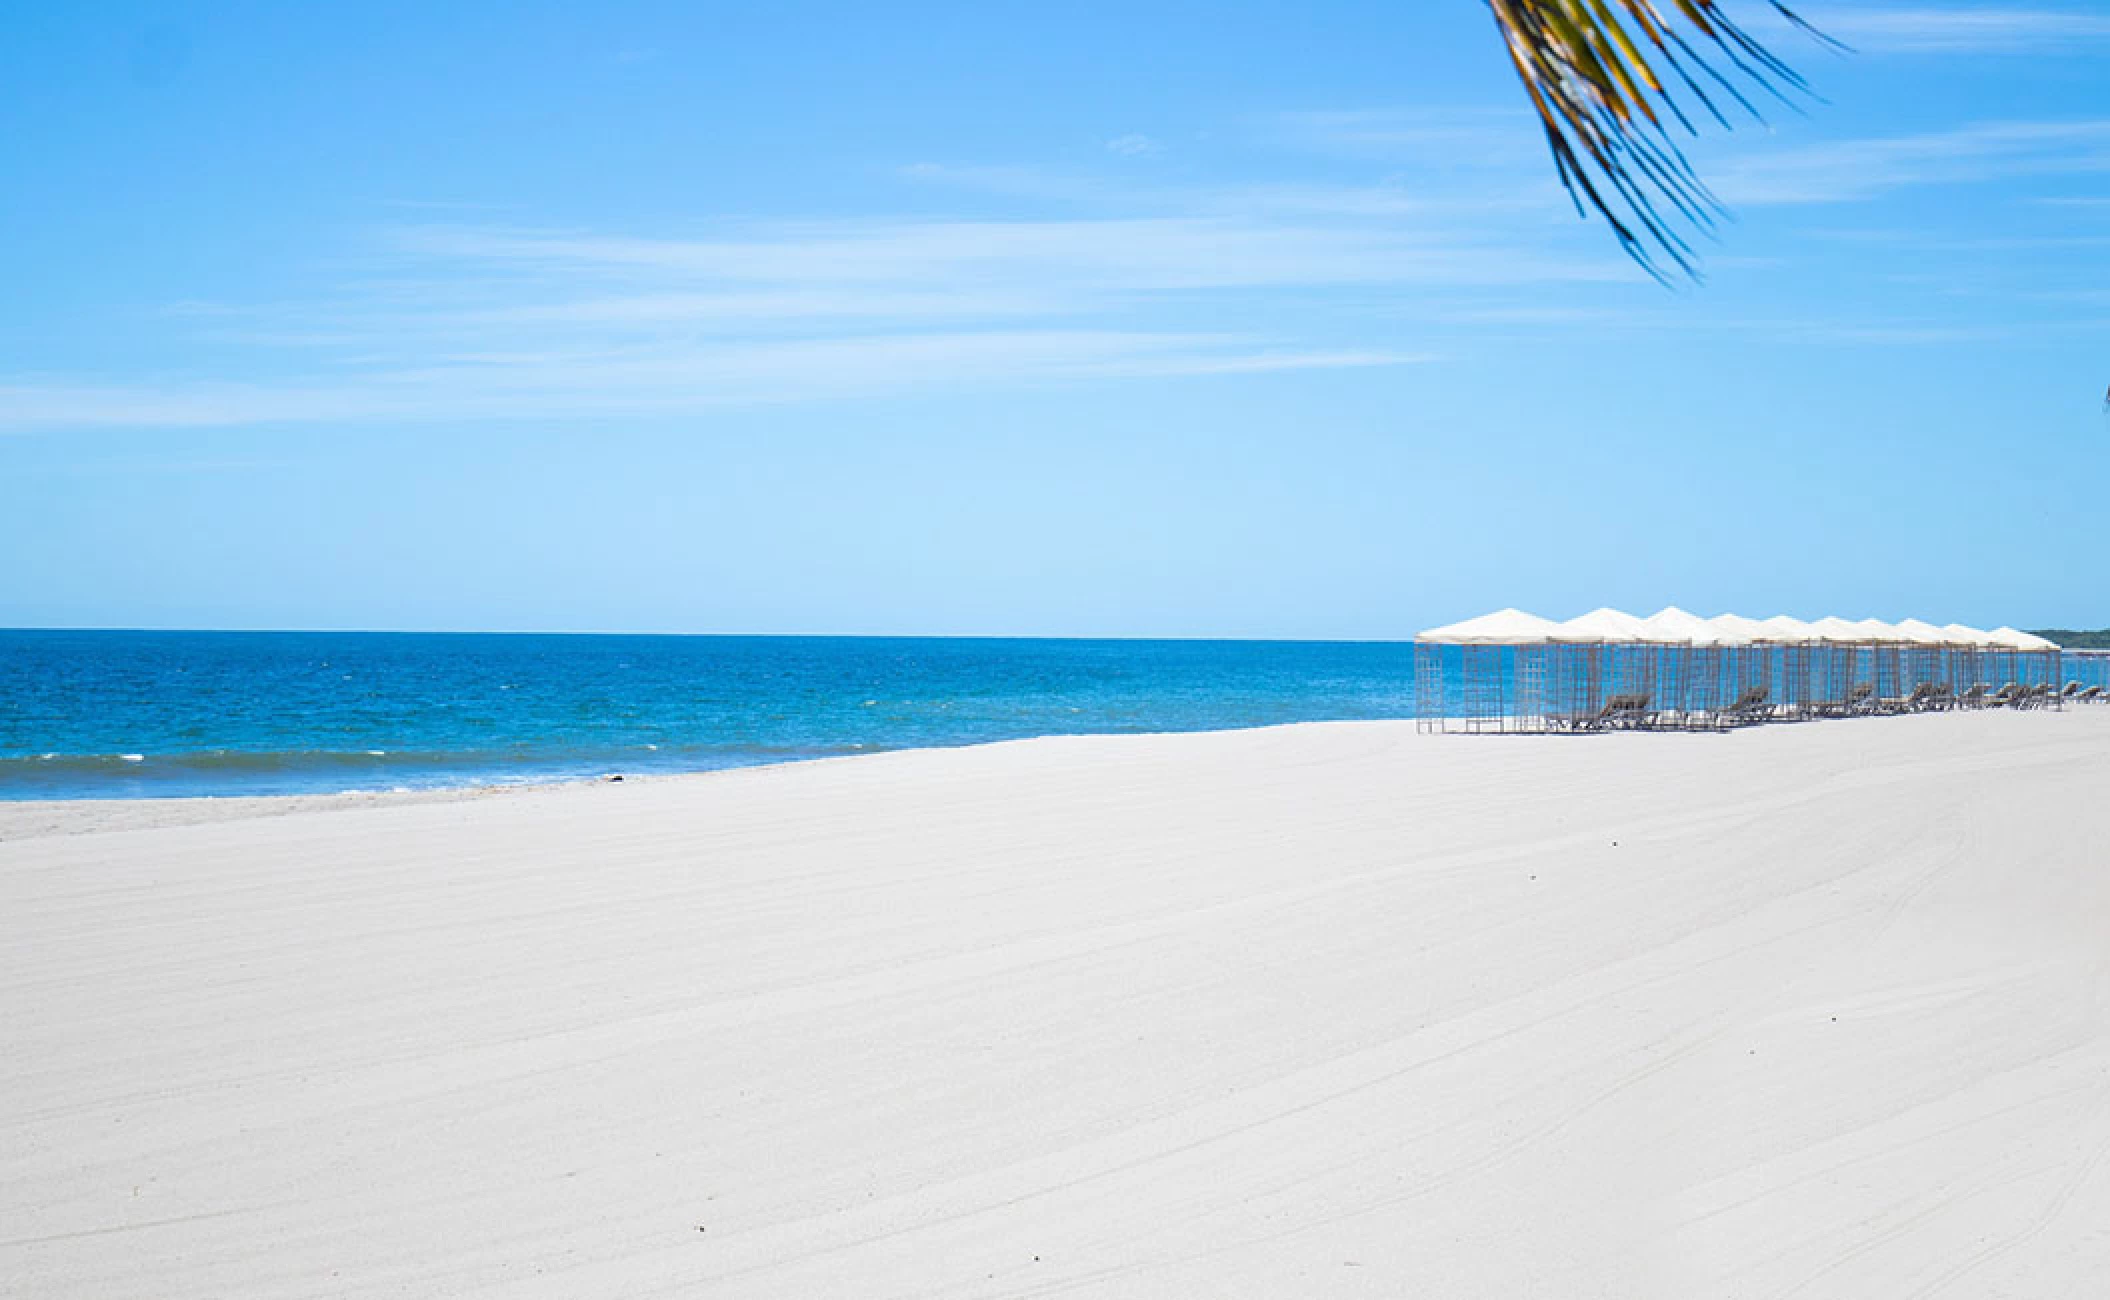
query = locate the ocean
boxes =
[0,630,1419,799]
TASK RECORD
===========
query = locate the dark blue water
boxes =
[0,631,1420,799]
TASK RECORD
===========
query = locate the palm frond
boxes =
[1487,0,1835,281]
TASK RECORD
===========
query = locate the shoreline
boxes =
[4,702,2092,833]
[0,718,1408,841]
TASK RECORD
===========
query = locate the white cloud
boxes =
[1803,6,2110,52]
[0,104,1732,435]
[0,334,1424,431]
[1104,133,1160,157]
[1801,323,1995,343]
[1709,119,2110,204]
[9,207,1541,431]
[394,217,1624,294]
[898,159,1523,220]
[1267,109,1539,166]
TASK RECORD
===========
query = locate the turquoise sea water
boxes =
[0,631,1419,799]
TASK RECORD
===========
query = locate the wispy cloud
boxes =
[1437,301,2017,344]
[0,333,1425,431]
[1803,6,2110,52]
[1709,119,2110,204]
[899,160,1490,221]
[14,206,1592,431]
[1267,109,1541,167]
[26,97,2097,436]
[1801,322,1996,343]
[1104,133,1161,157]
[392,217,1622,294]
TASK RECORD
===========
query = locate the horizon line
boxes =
[0,624,1436,645]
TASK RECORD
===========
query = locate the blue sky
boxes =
[3,1,2106,636]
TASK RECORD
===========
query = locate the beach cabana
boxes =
[2016,630,2063,703]
[1639,606,1721,727]
[1983,628,2030,705]
[1754,616,1817,718]
[1850,619,1910,707]
[1988,628,2062,705]
[1549,608,1655,729]
[1705,614,1769,723]
[1942,624,1996,705]
[1890,620,1949,709]
[1414,608,1563,733]
[1891,618,1953,704]
[1805,617,1872,715]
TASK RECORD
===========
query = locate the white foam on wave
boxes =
[119,753,145,763]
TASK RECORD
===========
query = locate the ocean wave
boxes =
[3,748,464,777]
[0,741,882,798]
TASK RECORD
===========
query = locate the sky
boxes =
[2,1,2106,637]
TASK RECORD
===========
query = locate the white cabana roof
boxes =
[1850,618,1912,644]
[1415,608,1564,645]
[1641,606,1722,646]
[1987,627,2059,652]
[1807,616,1867,644]
[1415,609,2052,650]
[1705,613,1764,646]
[1553,607,1653,644]
[1754,615,1814,643]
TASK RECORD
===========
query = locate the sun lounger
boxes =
[1598,692,1655,729]
[1813,682,1876,718]
[1882,682,1941,714]
[1720,683,1770,726]
[1547,692,1654,732]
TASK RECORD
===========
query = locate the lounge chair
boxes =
[1814,682,1875,717]
[1987,683,2023,708]
[1599,692,1655,730]
[1721,683,1770,726]
[2079,686,2105,703]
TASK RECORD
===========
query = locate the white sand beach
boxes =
[7,710,2110,1299]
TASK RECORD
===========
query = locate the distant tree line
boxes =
[2031,629,2110,650]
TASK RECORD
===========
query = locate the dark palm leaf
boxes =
[1486,0,1833,280]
